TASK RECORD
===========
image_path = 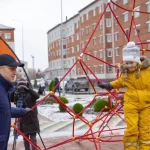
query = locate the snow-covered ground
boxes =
[38,92,108,122]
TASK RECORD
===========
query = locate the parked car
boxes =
[65,77,89,92]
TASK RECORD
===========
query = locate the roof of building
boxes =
[78,0,99,12]
[0,24,15,30]
[47,0,99,34]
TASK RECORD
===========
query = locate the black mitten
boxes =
[97,82,113,91]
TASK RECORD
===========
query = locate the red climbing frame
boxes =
[12,0,150,149]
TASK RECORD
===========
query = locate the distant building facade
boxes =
[0,24,15,51]
[47,0,150,80]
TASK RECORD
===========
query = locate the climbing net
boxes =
[12,0,150,149]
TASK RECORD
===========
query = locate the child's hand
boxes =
[97,82,113,91]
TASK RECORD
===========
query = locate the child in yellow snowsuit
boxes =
[98,42,150,150]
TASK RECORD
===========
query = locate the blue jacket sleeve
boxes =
[11,107,28,118]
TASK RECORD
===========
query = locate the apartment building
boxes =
[0,24,15,51]
[47,0,150,81]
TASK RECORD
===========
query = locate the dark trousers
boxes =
[23,133,37,150]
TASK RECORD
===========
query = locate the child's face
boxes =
[124,61,137,72]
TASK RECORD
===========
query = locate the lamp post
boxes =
[31,55,35,80]
[60,0,65,96]
[12,19,24,61]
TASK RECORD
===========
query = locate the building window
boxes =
[134,6,140,18]
[93,51,97,57]
[124,29,129,39]
[92,23,96,30]
[147,40,150,49]
[100,65,104,73]
[147,21,150,32]
[99,20,103,29]
[123,12,128,22]
[146,2,150,12]
[85,27,89,35]
[72,47,74,53]
[106,18,111,27]
[114,0,117,9]
[4,33,11,39]
[108,65,113,73]
[107,49,112,57]
[106,34,112,42]
[114,32,119,41]
[93,9,96,16]
[86,13,89,20]
[76,34,79,40]
[115,47,119,56]
[81,29,84,36]
[114,16,118,25]
[94,65,97,74]
[76,45,79,52]
[88,66,91,74]
[93,38,97,45]
[87,53,90,60]
[99,5,102,13]
[99,50,103,58]
[106,7,110,12]
[81,42,84,49]
[123,0,128,5]
[99,35,103,44]
[76,22,78,29]
[81,16,84,23]
[134,24,140,36]
[77,68,80,75]
[71,36,74,42]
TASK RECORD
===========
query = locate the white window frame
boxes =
[123,12,128,22]
[85,26,89,35]
[81,16,84,23]
[99,35,103,44]
[134,6,140,18]
[99,49,103,58]
[87,53,90,60]
[99,20,103,29]
[99,65,104,73]
[93,9,96,16]
[93,37,97,45]
[115,47,119,56]
[124,28,129,39]
[114,32,119,41]
[108,65,113,73]
[72,47,74,53]
[76,45,79,52]
[134,24,140,36]
[146,21,150,32]
[93,51,97,57]
[81,29,84,36]
[86,13,89,20]
[147,40,150,49]
[94,65,97,74]
[106,18,111,27]
[4,33,11,39]
[146,2,150,12]
[92,23,96,30]
[106,34,112,42]
[76,34,79,40]
[107,49,112,57]
[123,0,128,5]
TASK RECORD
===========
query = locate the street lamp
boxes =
[31,55,35,80]
[12,19,24,61]
[60,0,65,96]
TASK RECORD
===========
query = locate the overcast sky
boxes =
[0,0,93,70]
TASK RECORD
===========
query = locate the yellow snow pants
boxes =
[123,101,150,150]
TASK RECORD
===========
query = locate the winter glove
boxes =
[25,108,33,115]
[97,82,113,91]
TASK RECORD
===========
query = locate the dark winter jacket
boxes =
[0,75,28,150]
[17,88,40,134]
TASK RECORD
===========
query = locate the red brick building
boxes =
[47,0,150,80]
[0,24,15,51]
